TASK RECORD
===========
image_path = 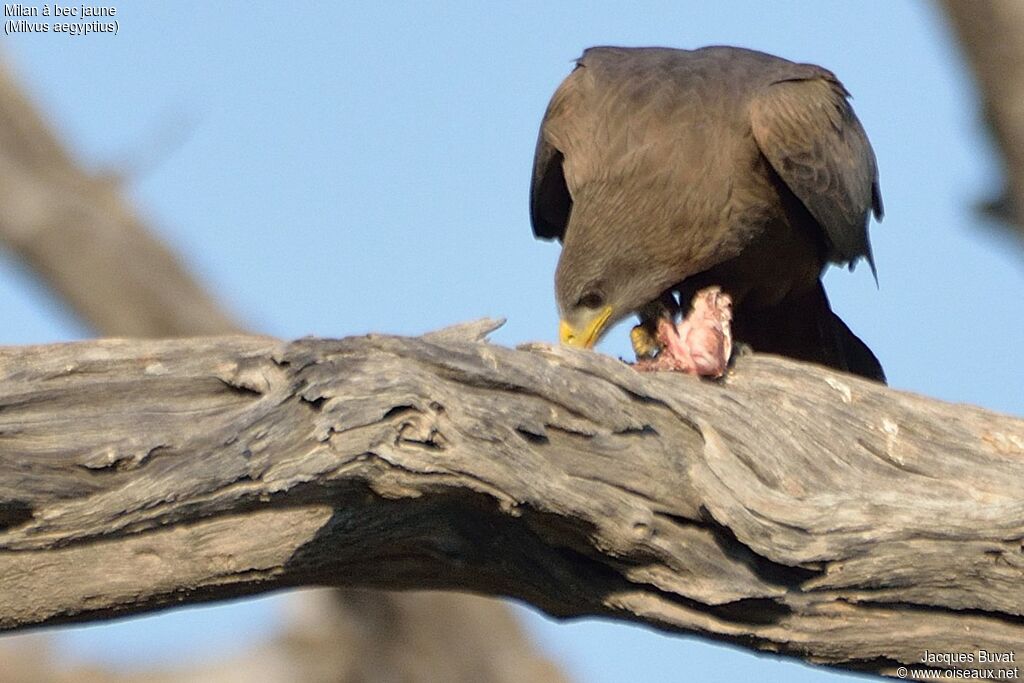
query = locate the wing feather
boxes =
[750,74,882,275]
[529,65,585,241]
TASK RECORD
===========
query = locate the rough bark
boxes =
[939,0,1024,243]
[0,57,565,682]
[1,321,1021,679]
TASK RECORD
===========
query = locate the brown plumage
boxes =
[531,45,885,381]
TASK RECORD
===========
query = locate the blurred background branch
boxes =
[0,61,242,337]
[1,592,558,683]
[0,56,566,683]
[939,0,1024,247]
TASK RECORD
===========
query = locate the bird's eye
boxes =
[577,291,605,309]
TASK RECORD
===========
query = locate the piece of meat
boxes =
[635,287,733,377]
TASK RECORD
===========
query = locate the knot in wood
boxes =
[393,406,448,451]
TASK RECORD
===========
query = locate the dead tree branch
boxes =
[1,322,1021,679]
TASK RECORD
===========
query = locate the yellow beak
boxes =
[559,306,613,348]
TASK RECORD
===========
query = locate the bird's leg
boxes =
[630,293,678,360]
[635,287,733,377]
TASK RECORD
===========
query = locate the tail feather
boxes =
[825,304,886,383]
[730,281,885,383]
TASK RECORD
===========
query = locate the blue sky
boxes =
[2,1,1021,681]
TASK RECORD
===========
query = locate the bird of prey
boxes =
[530,46,885,381]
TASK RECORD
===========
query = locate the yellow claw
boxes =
[630,323,660,360]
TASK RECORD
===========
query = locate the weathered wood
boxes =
[1,323,1020,679]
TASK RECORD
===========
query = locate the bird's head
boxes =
[557,282,615,349]
[552,182,688,349]
[555,242,669,349]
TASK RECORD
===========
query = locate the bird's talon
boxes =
[630,323,661,360]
